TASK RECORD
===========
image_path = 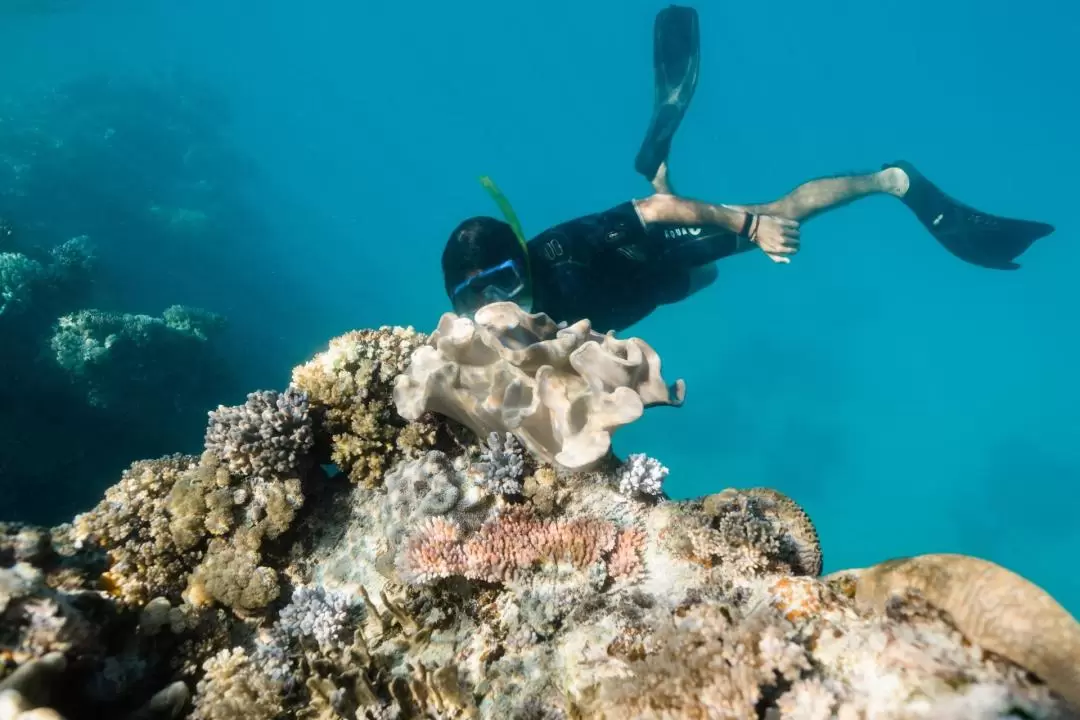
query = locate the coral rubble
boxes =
[2,305,1078,719]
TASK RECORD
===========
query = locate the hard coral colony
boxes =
[1,301,1079,720]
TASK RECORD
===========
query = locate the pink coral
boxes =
[607,527,647,581]
[398,507,626,584]
[397,517,467,584]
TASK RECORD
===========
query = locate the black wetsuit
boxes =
[527,201,749,333]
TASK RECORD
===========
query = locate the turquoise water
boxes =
[3,1,1077,610]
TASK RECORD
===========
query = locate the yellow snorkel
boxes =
[478,175,533,306]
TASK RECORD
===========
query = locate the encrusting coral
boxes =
[828,552,1080,711]
[3,304,1079,719]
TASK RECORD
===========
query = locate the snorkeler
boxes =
[441,5,1056,334]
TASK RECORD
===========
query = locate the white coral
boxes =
[392,302,685,472]
[616,453,668,497]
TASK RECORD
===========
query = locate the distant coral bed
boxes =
[0,73,306,522]
[1,303,1078,720]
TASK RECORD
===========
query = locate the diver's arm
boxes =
[636,194,801,264]
[636,194,751,235]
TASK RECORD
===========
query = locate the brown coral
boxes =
[584,603,811,719]
[704,487,823,577]
[190,647,282,720]
[159,445,307,615]
[291,326,431,486]
[72,455,200,604]
[838,553,1080,711]
[184,536,279,613]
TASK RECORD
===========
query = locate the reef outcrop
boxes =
[1,304,1077,719]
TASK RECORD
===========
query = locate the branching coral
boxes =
[76,422,313,616]
[50,305,227,410]
[204,387,314,480]
[190,648,282,720]
[0,252,45,317]
[0,564,90,661]
[397,505,631,586]
[707,487,823,577]
[290,326,431,486]
[615,453,668,497]
[660,487,823,579]
[268,585,358,657]
[475,431,526,496]
[392,302,685,472]
[0,238,88,319]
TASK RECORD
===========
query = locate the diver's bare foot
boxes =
[880,166,910,197]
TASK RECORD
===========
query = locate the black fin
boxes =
[887,161,1055,270]
[634,5,701,182]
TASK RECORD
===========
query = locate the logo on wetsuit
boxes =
[542,238,565,260]
[663,226,703,239]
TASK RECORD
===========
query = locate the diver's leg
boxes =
[636,167,910,263]
[733,167,909,221]
[638,167,909,227]
[651,161,674,195]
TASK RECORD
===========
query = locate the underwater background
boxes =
[1,0,1076,614]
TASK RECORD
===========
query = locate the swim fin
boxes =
[634,5,701,183]
[886,160,1055,270]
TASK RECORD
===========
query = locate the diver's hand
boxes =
[751,214,801,264]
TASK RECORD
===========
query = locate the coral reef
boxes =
[51,305,227,410]
[828,552,1080,710]
[2,311,1079,719]
[1,72,327,526]
[474,431,526,496]
[0,229,230,525]
[393,302,686,472]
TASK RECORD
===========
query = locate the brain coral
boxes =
[392,302,685,472]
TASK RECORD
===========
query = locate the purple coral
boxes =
[476,432,525,496]
[275,585,355,653]
[252,585,358,682]
[205,386,314,479]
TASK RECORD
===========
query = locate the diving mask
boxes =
[450,258,530,315]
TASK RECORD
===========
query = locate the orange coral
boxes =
[767,576,828,623]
